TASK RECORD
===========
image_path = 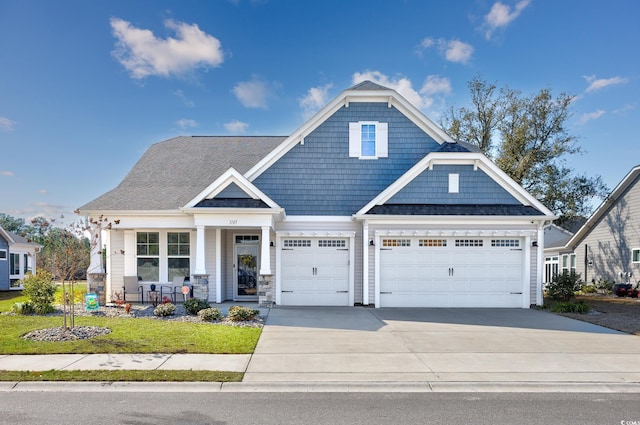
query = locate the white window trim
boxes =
[632,248,640,263]
[348,121,388,159]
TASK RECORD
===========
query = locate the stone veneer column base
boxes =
[258,274,274,307]
[191,274,210,301]
[87,273,107,305]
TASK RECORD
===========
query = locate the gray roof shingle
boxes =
[79,136,286,211]
[367,204,543,216]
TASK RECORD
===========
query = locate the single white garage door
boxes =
[281,238,350,306]
[380,237,524,307]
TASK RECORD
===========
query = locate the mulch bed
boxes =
[555,294,640,335]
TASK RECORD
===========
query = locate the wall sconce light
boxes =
[369,240,375,246]
[270,241,274,247]
[532,241,538,247]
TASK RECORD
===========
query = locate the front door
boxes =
[234,235,259,300]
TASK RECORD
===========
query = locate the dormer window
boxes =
[349,121,388,159]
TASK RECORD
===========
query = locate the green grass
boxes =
[0,315,261,354]
[0,369,243,382]
[0,291,28,312]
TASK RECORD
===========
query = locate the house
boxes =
[77,81,556,308]
[563,165,640,286]
[543,224,574,285]
[0,225,41,291]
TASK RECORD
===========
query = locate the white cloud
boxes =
[420,75,452,96]
[352,71,451,111]
[173,90,195,107]
[111,17,224,79]
[0,117,16,131]
[483,0,531,40]
[418,38,474,64]
[583,75,628,93]
[299,83,333,118]
[577,109,606,125]
[224,120,249,133]
[233,76,275,109]
[1,170,15,177]
[176,119,198,129]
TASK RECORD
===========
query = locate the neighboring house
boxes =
[543,224,575,285]
[563,165,640,285]
[0,225,41,291]
[78,81,556,308]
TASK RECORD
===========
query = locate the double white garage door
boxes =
[380,237,525,308]
[280,236,525,307]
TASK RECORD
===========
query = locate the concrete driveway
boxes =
[244,307,640,384]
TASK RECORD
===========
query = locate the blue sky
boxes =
[1,0,638,225]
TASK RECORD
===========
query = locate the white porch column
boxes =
[362,221,369,305]
[536,225,545,306]
[523,236,531,308]
[260,226,272,275]
[215,228,222,303]
[195,225,206,275]
[87,225,103,274]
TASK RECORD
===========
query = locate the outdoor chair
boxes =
[160,276,185,303]
[172,276,193,302]
[123,275,143,304]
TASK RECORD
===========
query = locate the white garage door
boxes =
[281,238,350,306]
[380,237,524,307]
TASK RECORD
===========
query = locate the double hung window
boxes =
[137,232,159,281]
[349,121,388,159]
[168,232,190,281]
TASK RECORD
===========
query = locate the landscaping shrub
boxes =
[581,284,597,294]
[197,307,223,322]
[183,298,210,315]
[227,305,260,322]
[595,278,615,294]
[21,271,57,314]
[546,271,581,302]
[551,301,589,314]
[11,301,35,315]
[153,303,176,317]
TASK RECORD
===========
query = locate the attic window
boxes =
[0,249,6,260]
[349,121,388,159]
[448,173,459,193]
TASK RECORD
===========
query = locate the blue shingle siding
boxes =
[253,103,441,215]
[0,235,9,291]
[215,183,251,199]
[389,164,521,205]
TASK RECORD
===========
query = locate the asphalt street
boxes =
[1,392,639,425]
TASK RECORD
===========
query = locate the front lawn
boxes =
[0,315,261,354]
[0,291,28,312]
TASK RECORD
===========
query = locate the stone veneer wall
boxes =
[258,274,274,306]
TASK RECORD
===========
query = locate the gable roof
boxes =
[565,165,640,249]
[183,167,283,211]
[355,152,556,219]
[544,224,574,250]
[245,81,456,181]
[78,136,286,212]
[0,225,41,248]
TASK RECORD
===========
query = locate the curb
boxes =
[3,381,640,393]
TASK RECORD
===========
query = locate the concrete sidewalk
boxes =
[0,353,250,372]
